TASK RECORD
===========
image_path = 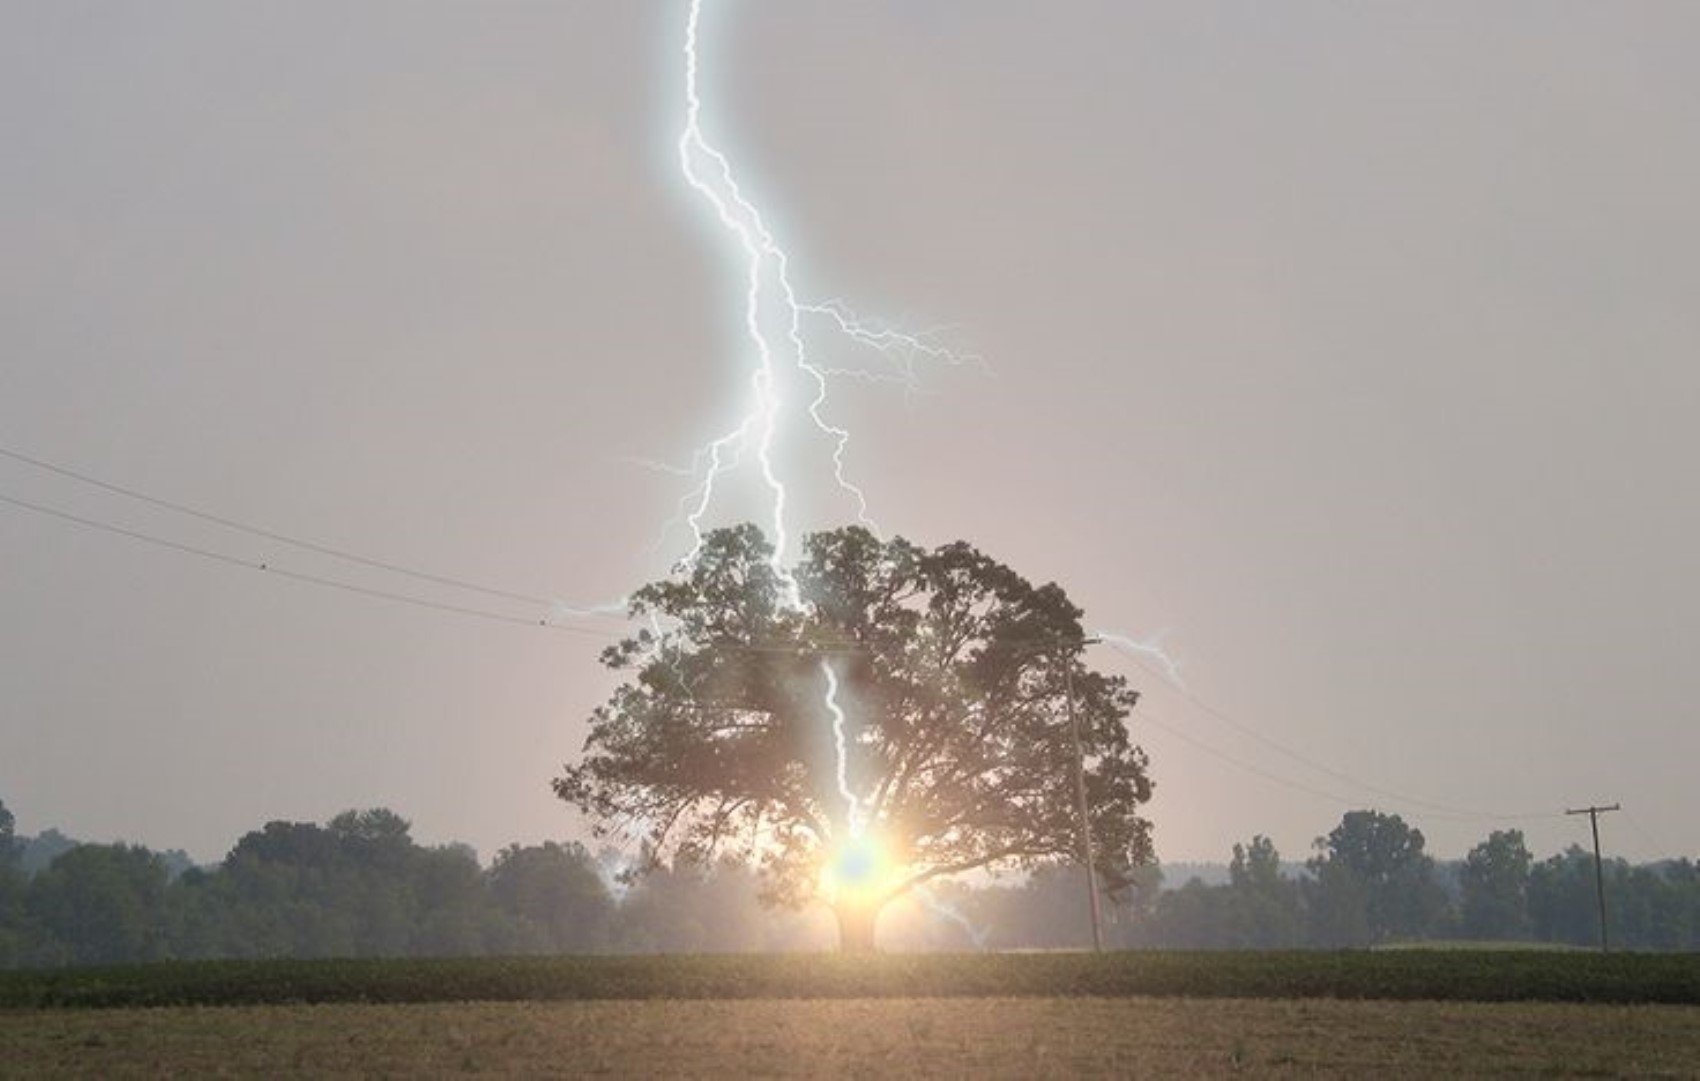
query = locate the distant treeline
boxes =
[2,798,1697,966]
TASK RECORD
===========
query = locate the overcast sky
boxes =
[3,1,1696,867]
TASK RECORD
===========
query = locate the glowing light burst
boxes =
[820,832,895,902]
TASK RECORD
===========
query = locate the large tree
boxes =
[555,524,1155,951]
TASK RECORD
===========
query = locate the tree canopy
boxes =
[1306,810,1445,945]
[553,524,1155,950]
[1460,829,1534,940]
[0,799,15,871]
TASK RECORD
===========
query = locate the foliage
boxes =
[554,524,1155,949]
[1305,811,1447,946]
[16,829,78,878]
[0,798,15,869]
[1460,829,1534,940]
[4,791,1700,965]
[3,951,1700,1010]
[26,845,171,966]
[1225,836,1304,947]
[487,842,613,953]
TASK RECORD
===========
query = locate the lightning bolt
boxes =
[820,660,865,836]
[678,0,846,604]
[668,3,1177,852]
[913,883,991,950]
[671,0,976,832]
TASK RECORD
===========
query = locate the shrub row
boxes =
[4,950,1700,1010]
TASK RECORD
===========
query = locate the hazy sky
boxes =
[3,1,1696,867]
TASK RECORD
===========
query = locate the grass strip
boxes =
[3,951,1699,1010]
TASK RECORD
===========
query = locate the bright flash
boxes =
[820,834,899,903]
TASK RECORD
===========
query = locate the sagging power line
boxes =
[1,447,1564,828]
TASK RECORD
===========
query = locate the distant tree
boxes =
[327,808,414,870]
[487,842,613,952]
[410,843,495,957]
[0,799,23,966]
[1306,810,1445,945]
[556,525,1155,952]
[1227,835,1302,947]
[1459,829,1533,940]
[977,865,1104,951]
[611,858,787,953]
[1632,860,1700,950]
[158,849,198,880]
[201,810,455,958]
[1149,877,1237,949]
[0,798,15,870]
[27,844,171,965]
[226,819,339,869]
[322,809,418,955]
[18,829,78,877]
[1527,846,1602,947]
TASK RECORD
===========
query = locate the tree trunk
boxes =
[835,900,881,954]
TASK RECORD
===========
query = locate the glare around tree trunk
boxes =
[835,900,880,954]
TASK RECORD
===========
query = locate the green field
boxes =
[4,950,1699,1010]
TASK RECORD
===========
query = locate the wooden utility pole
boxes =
[1566,803,1620,952]
[1062,660,1104,952]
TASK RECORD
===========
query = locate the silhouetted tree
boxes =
[0,799,23,966]
[1528,846,1594,946]
[612,858,773,952]
[555,524,1155,951]
[0,798,15,870]
[27,845,171,965]
[1306,810,1444,945]
[1459,829,1532,940]
[487,842,613,952]
[1227,835,1302,947]
[18,829,81,877]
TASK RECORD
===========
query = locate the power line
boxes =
[1134,702,1544,823]
[1135,705,1371,811]
[0,461,1574,825]
[0,490,624,639]
[1104,640,1563,823]
[0,443,619,615]
[1621,810,1678,860]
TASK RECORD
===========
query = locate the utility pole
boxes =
[1566,803,1620,952]
[1062,649,1104,953]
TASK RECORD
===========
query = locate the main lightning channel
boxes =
[678,0,855,605]
[675,0,861,830]
[820,660,865,837]
[675,0,974,833]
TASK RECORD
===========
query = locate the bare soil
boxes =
[4,996,1699,1077]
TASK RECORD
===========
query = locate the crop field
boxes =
[3,950,1699,1009]
[4,952,1699,1077]
[6,997,1700,1077]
